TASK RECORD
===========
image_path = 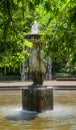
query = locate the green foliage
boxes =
[0,0,76,75]
[0,0,33,69]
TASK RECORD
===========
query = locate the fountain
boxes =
[22,21,53,112]
[0,22,76,130]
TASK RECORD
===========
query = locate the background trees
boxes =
[0,0,76,76]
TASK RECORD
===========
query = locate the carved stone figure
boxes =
[30,43,46,85]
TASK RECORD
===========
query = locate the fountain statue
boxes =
[30,41,46,85]
[29,21,46,85]
[22,21,53,112]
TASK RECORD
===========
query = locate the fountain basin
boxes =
[0,89,76,130]
[22,85,53,112]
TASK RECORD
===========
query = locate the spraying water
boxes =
[31,21,39,34]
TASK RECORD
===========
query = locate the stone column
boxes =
[30,42,46,85]
[23,34,53,112]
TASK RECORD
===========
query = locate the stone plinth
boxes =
[22,85,53,112]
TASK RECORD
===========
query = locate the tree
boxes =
[0,0,76,75]
[37,0,76,75]
[0,0,33,71]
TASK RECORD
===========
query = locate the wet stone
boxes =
[22,85,53,112]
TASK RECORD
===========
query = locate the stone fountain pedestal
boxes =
[23,21,53,112]
[22,85,53,112]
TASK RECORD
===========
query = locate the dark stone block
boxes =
[32,71,45,85]
[22,85,53,112]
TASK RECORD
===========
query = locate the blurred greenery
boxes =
[0,0,76,76]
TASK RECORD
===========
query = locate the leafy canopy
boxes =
[0,0,76,74]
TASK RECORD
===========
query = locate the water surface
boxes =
[0,90,76,130]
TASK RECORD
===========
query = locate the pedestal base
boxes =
[22,85,53,112]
